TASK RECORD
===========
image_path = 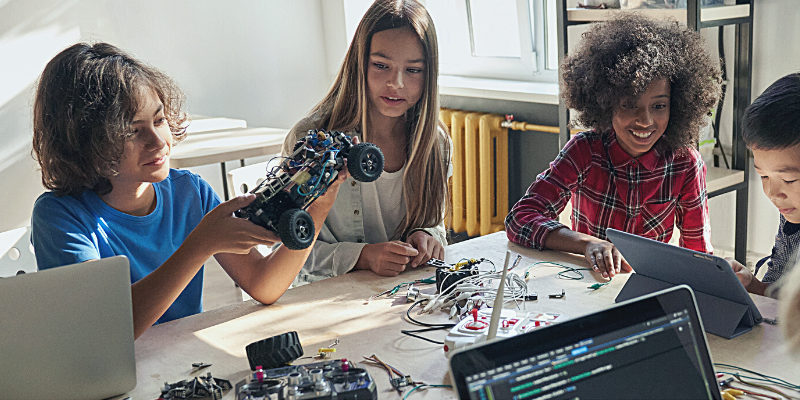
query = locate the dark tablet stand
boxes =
[616,273,756,339]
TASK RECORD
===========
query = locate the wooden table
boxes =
[128,232,798,399]
[170,127,288,200]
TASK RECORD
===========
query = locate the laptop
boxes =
[606,228,762,339]
[450,285,722,400]
[0,256,137,399]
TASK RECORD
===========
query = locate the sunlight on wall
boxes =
[342,0,373,43]
[0,142,29,172]
[0,25,80,109]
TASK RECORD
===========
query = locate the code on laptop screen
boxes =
[463,309,716,400]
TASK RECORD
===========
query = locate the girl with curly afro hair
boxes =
[506,14,721,279]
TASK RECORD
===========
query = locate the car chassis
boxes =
[236,129,384,250]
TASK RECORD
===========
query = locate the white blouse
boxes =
[280,116,450,286]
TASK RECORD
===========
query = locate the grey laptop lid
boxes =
[0,256,136,399]
[607,228,762,338]
[450,285,722,400]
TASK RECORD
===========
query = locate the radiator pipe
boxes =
[500,115,559,134]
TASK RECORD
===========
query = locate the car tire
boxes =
[277,208,315,250]
[348,143,384,183]
[245,331,304,370]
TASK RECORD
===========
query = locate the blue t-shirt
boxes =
[31,169,221,324]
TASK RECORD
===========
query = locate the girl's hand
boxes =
[355,241,419,277]
[406,230,444,268]
[585,239,631,278]
[191,194,280,255]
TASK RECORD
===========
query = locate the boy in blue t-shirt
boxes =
[31,43,344,339]
[730,73,800,297]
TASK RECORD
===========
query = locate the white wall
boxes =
[0,0,338,232]
[1,0,797,257]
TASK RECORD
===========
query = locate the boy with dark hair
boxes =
[731,72,800,297]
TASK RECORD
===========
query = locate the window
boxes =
[426,0,557,82]
[342,0,558,83]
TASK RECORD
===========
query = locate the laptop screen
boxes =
[450,286,721,400]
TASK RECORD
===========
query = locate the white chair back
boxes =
[0,227,37,278]
[226,155,284,300]
[226,155,284,199]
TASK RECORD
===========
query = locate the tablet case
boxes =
[616,274,755,339]
[607,229,761,339]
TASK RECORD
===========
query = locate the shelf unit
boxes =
[555,0,754,262]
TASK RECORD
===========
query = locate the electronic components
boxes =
[236,130,384,249]
[234,359,376,400]
[434,258,484,295]
[442,308,567,357]
[159,373,232,400]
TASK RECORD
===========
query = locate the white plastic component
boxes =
[443,308,568,357]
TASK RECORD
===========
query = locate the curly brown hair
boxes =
[32,42,189,197]
[561,14,721,154]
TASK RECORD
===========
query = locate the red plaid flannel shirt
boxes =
[505,130,712,253]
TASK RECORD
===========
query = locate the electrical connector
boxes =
[390,376,414,392]
[406,285,420,303]
[588,282,609,290]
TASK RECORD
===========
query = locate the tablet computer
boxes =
[607,228,762,338]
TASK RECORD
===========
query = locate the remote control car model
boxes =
[236,129,384,250]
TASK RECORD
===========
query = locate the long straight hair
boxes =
[310,0,450,240]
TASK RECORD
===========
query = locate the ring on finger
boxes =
[597,253,603,259]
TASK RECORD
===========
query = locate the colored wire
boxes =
[524,261,611,290]
[362,354,405,378]
[726,385,780,400]
[402,384,452,399]
[732,376,798,399]
[400,326,449,345]
[365,276,436,303]
[524,261,589,280]
[715,363,800,389]
[400,299,455,344]
[405,299,455,329]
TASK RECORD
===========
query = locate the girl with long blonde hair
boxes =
[282,0,450,282]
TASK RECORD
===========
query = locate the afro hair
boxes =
[561,13,722,154]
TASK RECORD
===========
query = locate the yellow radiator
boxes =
[440,109,509,237]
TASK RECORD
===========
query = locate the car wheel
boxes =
[348,142,384,182]
[277,208,315,250]
[245,331,304,370]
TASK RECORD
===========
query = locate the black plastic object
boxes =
[347,142,384,182]
[277,208,314,250]
[435,264,479,295]
[245,331,304,371]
